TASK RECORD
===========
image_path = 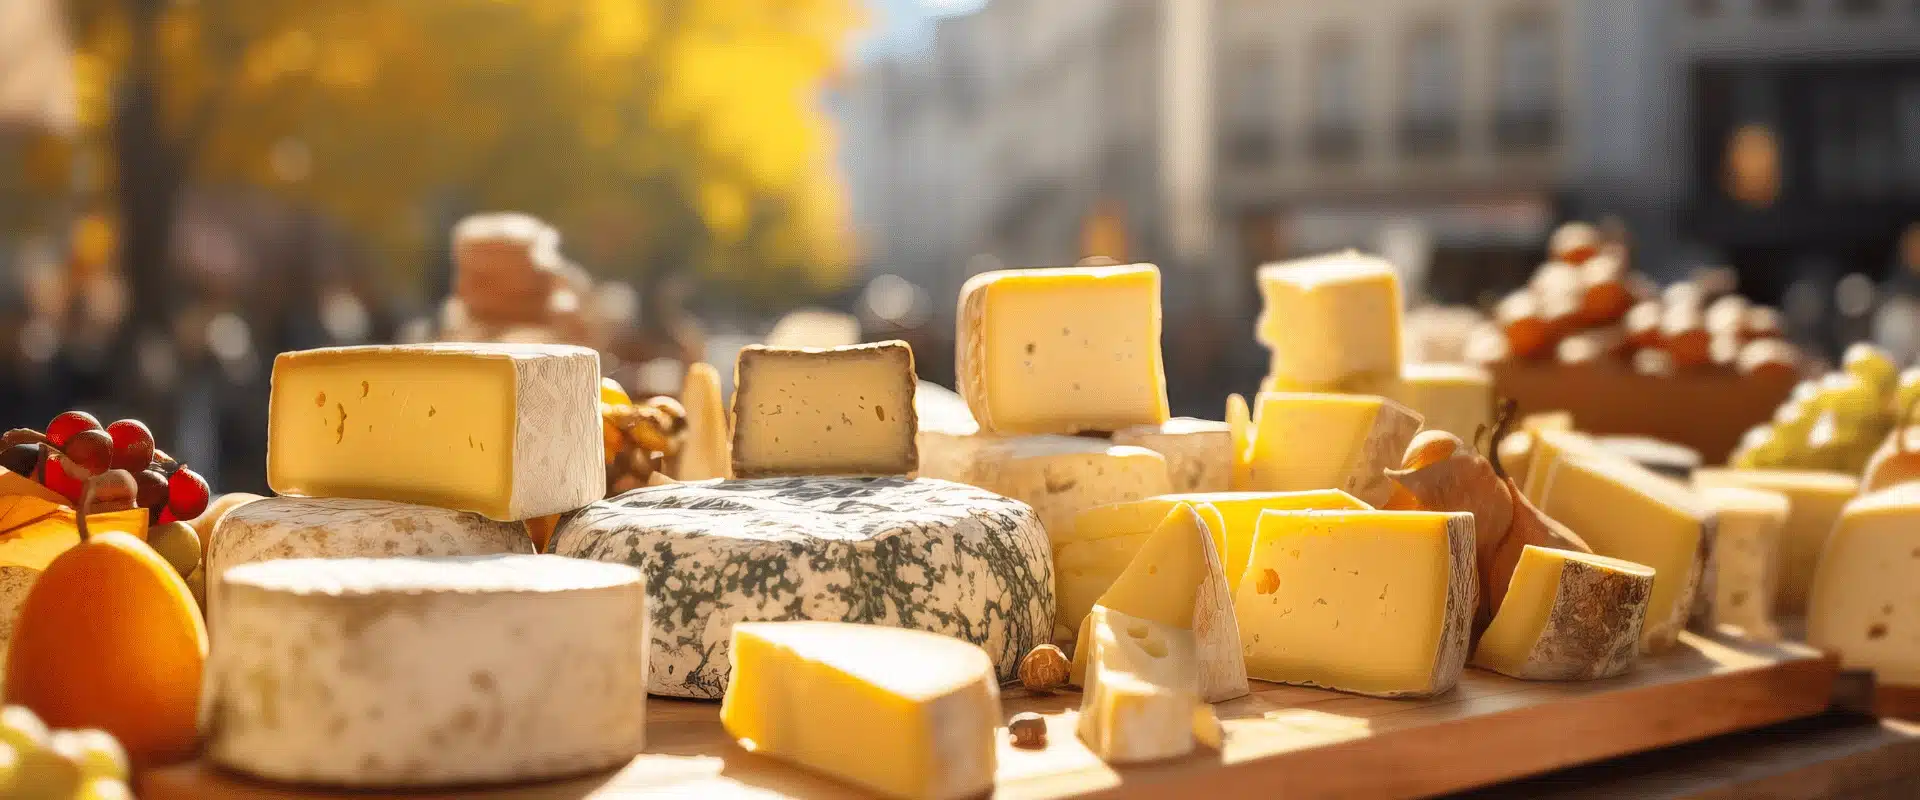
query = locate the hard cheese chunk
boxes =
[1077,606,1202,764]
[731,341,918,478]
[1235,510,1474,698]
[721,622,999,800]
[1472,546,1654,680]
[1393,363,1493,441]
[1700,487,1790,640]
[1112,419,1233,493]
[1084,503,1247,702]
[667,362,730,480]
[1536,455,1715,653]
[1692,468,1858,615]
[958,264,1169,434]
[1808,484,1920,686]
[1520,429,1604,506]
[1244,392,1422,506]
[1256,251,1404,394]
[914,381,998,483]
[205,555,648,787]
[267,343,602,521]
[966,436,1170,545]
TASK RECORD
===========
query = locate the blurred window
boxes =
[1400,22,1461,157]
[1220,46,1280,168]
[1689,0,1721,16]
[1757,0,1803,16]
[1310,34,1362,162]
[1838,0,1884,14]
[1494,10,1558,152]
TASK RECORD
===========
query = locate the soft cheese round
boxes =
[551,476,1054,699]
[205,554,648,788]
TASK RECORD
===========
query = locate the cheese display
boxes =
[1235,509,1474,698]
[1808,484,1920,685]
[1081,502,1246,702]
[1394,363,1493,440]
[1471,546,1653,680]
[1076,605,1203,764]
[963,436,1170,544]
[730,341,918,478]
[1242,392,1422,506]
[1596,436,1703,481]
[1112,418,1232,493]
[665,362,730,480]
[1691,468,1857,615]
[548,476,1053,698]
[957,264,1170,434]
[1254,251,1405,395]
[1534,455,1715,653]
[1699,487,1789,639]
[1226,393,1253,489]
[204,555,649,788]
[720,622,999,800]
[1519,429,1603,506]
[266,343,602,521]
[914,381,996,483]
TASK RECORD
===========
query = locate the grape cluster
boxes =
[1,412,210,524]
[0,705,131,799]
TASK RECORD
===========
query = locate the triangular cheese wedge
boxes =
[1084,501,1248,702]
[1076,606,1201,764]
[669,362,731,480]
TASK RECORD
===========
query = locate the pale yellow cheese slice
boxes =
[1243,392,1423,506]
[1808,483,1920,686]
[1692,468,1858,615]
[1076,606,1202,764]
[1472,545,1654,680]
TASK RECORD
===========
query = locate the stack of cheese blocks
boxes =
[200,342,652,789]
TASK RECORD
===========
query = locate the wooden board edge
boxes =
[1874,684,1920,721]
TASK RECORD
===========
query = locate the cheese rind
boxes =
[267,343,602,521]
[205,555,648,787]
[1807,484,1920,686]
[1077,606,1201,764]
[1691,468,1858,615]
[965,436,1170,545]
[1700,487,1790,640]
[1256,251,1405,393]
[1112,419,1233,493]
[666,362,730,480]
[1235,510,1474,698]
[1090,503,1248,702]
[1393,363,1493,440]
[721,622,998,800]
[1244,393,1423,506]
[730,341,918,478]
[1471,546,1653,680]
[958,265,1169,434]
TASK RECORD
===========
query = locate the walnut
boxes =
[1018,644,1069,693]
[1008,712,1047,749]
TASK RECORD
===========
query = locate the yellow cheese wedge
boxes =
[967,437,1170,545]
[1393,363,1494,441]
[720,622,998,800]
[1808,483,1920,686]
[1243,392,1423,506]
[1076,606,1201,764]
[730,341,918,478]
[1081,503,1246,702]
[1691,468,1858,615]
[1535,455,1715,653]
[1226,393,1252,490]
[1699,486,1790,640]
[667,362,730,480]
[958,264,1169,434]
[1255,251,1405,394]
[1520,429,1603,506]
[1472,546,1654,680]
[1112,419,1232,493]
[1235,509,1474,698]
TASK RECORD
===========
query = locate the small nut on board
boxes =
[1019,644,1070,692]
[1008,713,1047,749]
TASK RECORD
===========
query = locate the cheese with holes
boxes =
[1255,251,1405,395]
[1700,487,1789,640]
[730,341,918,478]
[1078,503,1246,702]
[1235,510,1474,698]
[205,555,648,787]
[1471,546,1653,680]
[1808,484,1920,685]
[958,264,1169,434]
[207,497,534,627]
[1393,363,1493,440]
[549,477,1053,698]
[1112,419,1232,493]
[1536,455,1715,653]
[721,622,998,800]
[666,362,729,480]
[1243,393,1422,506]
[965,436,1169,545]
[1077,606,1202,764]
[1692,469,1858,615]
[267,343,602,521]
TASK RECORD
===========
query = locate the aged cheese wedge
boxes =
[1471,545,1654,680]
[1077,606,1202,764]
[1536,455,1715,653]
[1112,418,1233,493]
[1235,509,1474,698]
[267,343,602,521]
[721,622,999,800]
[1699,486,1789,640]
[1255,251,1405,395]
[958,264,1170,434]
[205,555,648,787]
[1393,363,1493,440]
[1243,392,1423,506]
[731,341,918,478]
[1520,429,1604,506]
[666,362,730,480]
[1807,483,1920,686]
[1692,468,1858,615]
[965,436,1170,545]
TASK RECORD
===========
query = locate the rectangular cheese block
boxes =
[1112,418,1232,493]
[1692,468,1858,615]
[267,343,602,521]
[1808,484,1920,686]
[721,622,999,800]
[1536,455,1715,652]
[1243,392,1422,506]
[1235,509,1474,698]
[731,341,918,478]
[1699,487,1790,640]
[1255,251,1405,394]
[1471,546,1654,680]
[1086,502,1246,702]
[1067,489,1370,600]
[1393,363,1493,441]
[1076,606,1201,764]
[913,381,997,483]
[958,264,1169,434]
[965,436,1170,546]
[1520,429,1604,506]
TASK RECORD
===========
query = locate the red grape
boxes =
[106,419,156,471]
[157,507,177,524]
[41,455,85,504]
[62,429,114,475]
[168,466,210,520]
[45,411,100,447]
[135,469,170,511]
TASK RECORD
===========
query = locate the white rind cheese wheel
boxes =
[205,555,648,788]
[551,477,1054,699]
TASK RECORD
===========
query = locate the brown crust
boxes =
[1509,556,1652,680]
